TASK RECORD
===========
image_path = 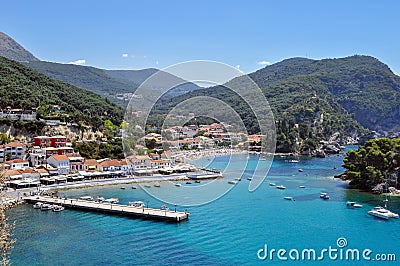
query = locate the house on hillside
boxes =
[47,155,70,175]
[0,141,26,162]
[84,159,99,172]
[7,159,29,170]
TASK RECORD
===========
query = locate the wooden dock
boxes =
[23,196,190,222]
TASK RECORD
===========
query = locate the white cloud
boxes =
[122,53,129,58]
[235,65,244,73]
[68,59,86,65]
[258,61,271,66]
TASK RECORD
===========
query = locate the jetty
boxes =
[24,196,190,222]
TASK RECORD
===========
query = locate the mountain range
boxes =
[1,32,400,153]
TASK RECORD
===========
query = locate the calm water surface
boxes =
[8,148,400,265]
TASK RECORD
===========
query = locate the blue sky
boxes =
[1,0,400,74]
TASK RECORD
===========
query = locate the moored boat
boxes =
[33,202,43,209]
[276,185,286,190]
[320,193,330,200]
[40,203,53,211]
[284,196,293,201]
[346,201,363,208]
[228,180,238,185]
[104,198,119,204]
[52,205,65,212]
[128,201,145,208]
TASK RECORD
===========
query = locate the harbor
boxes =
[23,196,190,222]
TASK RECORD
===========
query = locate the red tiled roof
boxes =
[7,159,28,164]
[5,141,25,147]
[84,159,98,165]
[49,155,69,161]
[99,159,121,167]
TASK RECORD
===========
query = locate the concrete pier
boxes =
[24,196,190,222]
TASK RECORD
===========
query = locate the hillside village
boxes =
[0,122,263,190]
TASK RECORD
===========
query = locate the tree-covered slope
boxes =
[250,55,400,132]
[25,60,139,105]
[0,56,123,128]
[153,55,400,153]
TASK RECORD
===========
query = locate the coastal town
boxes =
[0,122,263,197]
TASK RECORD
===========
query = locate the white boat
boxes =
[175,183,182,187]
[79,196,94,201]
[228,180,238,185]
[234,178,241,181]
[131,186,137,189]
[288,159,299,163]
[368,207,391,220]
[154,182,161,188]
[298,169,303,172]
[247,177,253,181]
[320,193,330,200]
[346,201,363,208]
[96,196,105,202]
[33,202,43,209]
[104,198,119,204]
[144,184,151,188]
[299,185,305,188]
[269,183,276,186]
[284,196,293,201]
[276,185,286,190]
[120,187,126,190]
[40,203,53,211]
[128,201,145,208]
[52,205,65,212]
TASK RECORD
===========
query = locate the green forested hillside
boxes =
[0,56,123,129]
[154,55,400,153]
[25,60,138,105]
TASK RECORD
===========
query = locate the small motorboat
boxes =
[346,201,363,208]
[298,169,303,172]
[33,202,43,209]
[52,205,65,212]
[228,180,238,185]
[276,185,286,190]
[284,196,293,201]
[129,201,145,208]
[320,193,330,200]
[299,185,305,188]
[247,177,253,181]
[175,183,182,187]
[79,196,94,201]
[186,181,192,184]
[288,159,299,163]
[96,196,105,202]
[269,183,276,186]
[195,180,201,183]
[131,186,137,189]
[120,187,126,190]
[104,198,119,204]
[234,178,241,181]
[154,182,161,188]
[144,184,151,188]
[40,203,53,211]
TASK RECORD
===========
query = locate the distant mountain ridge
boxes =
[0,32,38,62]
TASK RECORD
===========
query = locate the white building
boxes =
[47,155,70,175]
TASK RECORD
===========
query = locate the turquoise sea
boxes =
[7,147,400,265]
